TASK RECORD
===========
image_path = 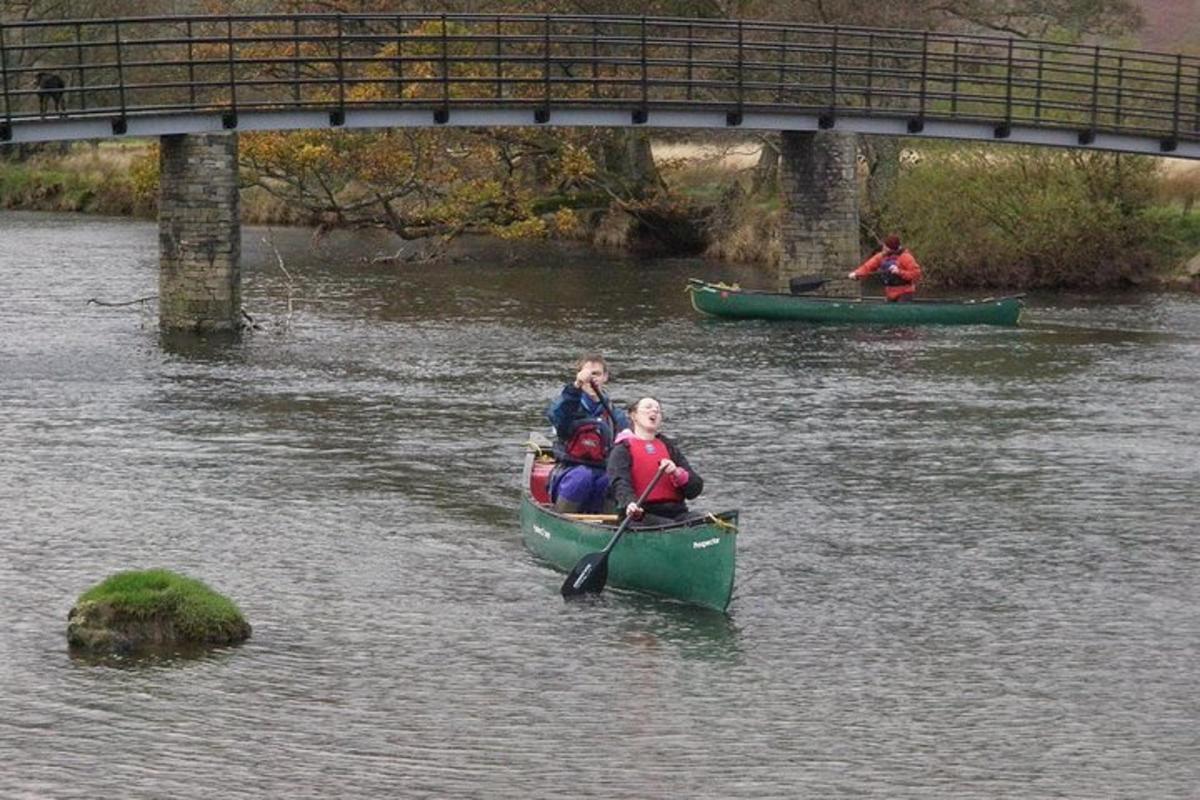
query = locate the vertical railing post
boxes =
[906,31,928,132]
[734,19,743,121]
[294,17,303,105]
[224,16,236,126]
[865,33,873,111]
[542,14,551,121]
[1170,53,1182,145]
[1115,55,1124,128]
[641,16,649,115]
[776,27,786,104]
[113,19,127,131]
[0,21,11,137]
[591,19,599,99]
[225,16,237,113]
[828,26,838,118]
[917,31,928,120]
[75,22,88,112]
[1003,38,1014,127]
[439,14,450,120]
[333,14,345,123]
[951,39,959,115]
[686,22,693,102]
[495,16,503,100]
[186,19,197,109]
[1034,46,1044,124]
[394,16,405,104]
[1089,45,1101,133]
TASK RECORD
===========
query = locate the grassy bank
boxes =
[0,142,158,216]
[0,140,315,225]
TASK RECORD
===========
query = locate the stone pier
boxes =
[778,131,861,294]
[158,133,241,332]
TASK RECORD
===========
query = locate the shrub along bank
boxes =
[876,144,1200,290]
[4,140,1199,290]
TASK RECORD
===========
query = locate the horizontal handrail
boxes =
[0,12,1195,149]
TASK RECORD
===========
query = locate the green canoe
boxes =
[686,278,1024,326]
[521,445,738,612]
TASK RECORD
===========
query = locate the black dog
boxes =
[34,72,66,116]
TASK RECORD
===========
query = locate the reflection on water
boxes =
[2,211,1199,799]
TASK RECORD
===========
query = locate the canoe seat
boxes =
[529,458,554,504]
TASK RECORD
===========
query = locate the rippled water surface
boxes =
[2,210,1199,799]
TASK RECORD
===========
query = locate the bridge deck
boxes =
[2,13,1197,156]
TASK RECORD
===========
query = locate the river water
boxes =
[1,210,1198,799]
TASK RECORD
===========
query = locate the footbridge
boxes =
[3,13,1197,330]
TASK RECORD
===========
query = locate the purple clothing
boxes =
[549,465,611,513]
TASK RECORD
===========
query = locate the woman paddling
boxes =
[607,396,704,525]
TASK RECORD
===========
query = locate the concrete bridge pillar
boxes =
[778,131,861,295]
[158,132,241,332]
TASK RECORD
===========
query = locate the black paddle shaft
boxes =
[589,379,618,424]
[560,463,670,598]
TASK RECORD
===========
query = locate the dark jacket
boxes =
[546,384,630,465]
[607,433,703,520]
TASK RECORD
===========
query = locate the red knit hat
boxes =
[884,234,901,251]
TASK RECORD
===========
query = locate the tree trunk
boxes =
[599,130,664,198]
[749,134,780,196]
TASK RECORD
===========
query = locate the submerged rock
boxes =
[67,569,250,656]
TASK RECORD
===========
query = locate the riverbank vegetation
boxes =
[0,142,158,216]
[5,135,1200,290]
[879,145,1200,290]
[66,568,251,655]
[4,0,1198,288]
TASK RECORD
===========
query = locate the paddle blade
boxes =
[560,552,609,597]
[789,275,826,294]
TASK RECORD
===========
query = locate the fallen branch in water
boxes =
[86,295,157,307]
[240,308,264,331]
[370,247,409,264]
[262,230,296,331]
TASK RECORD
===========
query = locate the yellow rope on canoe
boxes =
[525,439,554,461]
[706,513,738,533]
[685,280,740,293]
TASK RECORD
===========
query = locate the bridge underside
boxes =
[6,107,1198,160]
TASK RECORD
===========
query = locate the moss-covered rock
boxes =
[67,569,251,656]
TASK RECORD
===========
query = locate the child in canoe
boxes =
[607,396,704,525]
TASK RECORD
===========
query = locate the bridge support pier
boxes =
[158,132,241,332]
[778,131,861,295]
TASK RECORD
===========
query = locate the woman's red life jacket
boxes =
[626,437,684,505]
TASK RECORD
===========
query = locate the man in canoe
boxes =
[608,396,704,525]
[546,354,630,514]
[848,233,923,301]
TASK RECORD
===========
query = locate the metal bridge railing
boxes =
[1,12,1197,149]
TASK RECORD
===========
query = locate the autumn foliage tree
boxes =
[188,8,667,254]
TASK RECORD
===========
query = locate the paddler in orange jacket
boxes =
[848,233,923,301]
[607,396,704,525]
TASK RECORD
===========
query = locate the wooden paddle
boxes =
[561,463,669,598]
